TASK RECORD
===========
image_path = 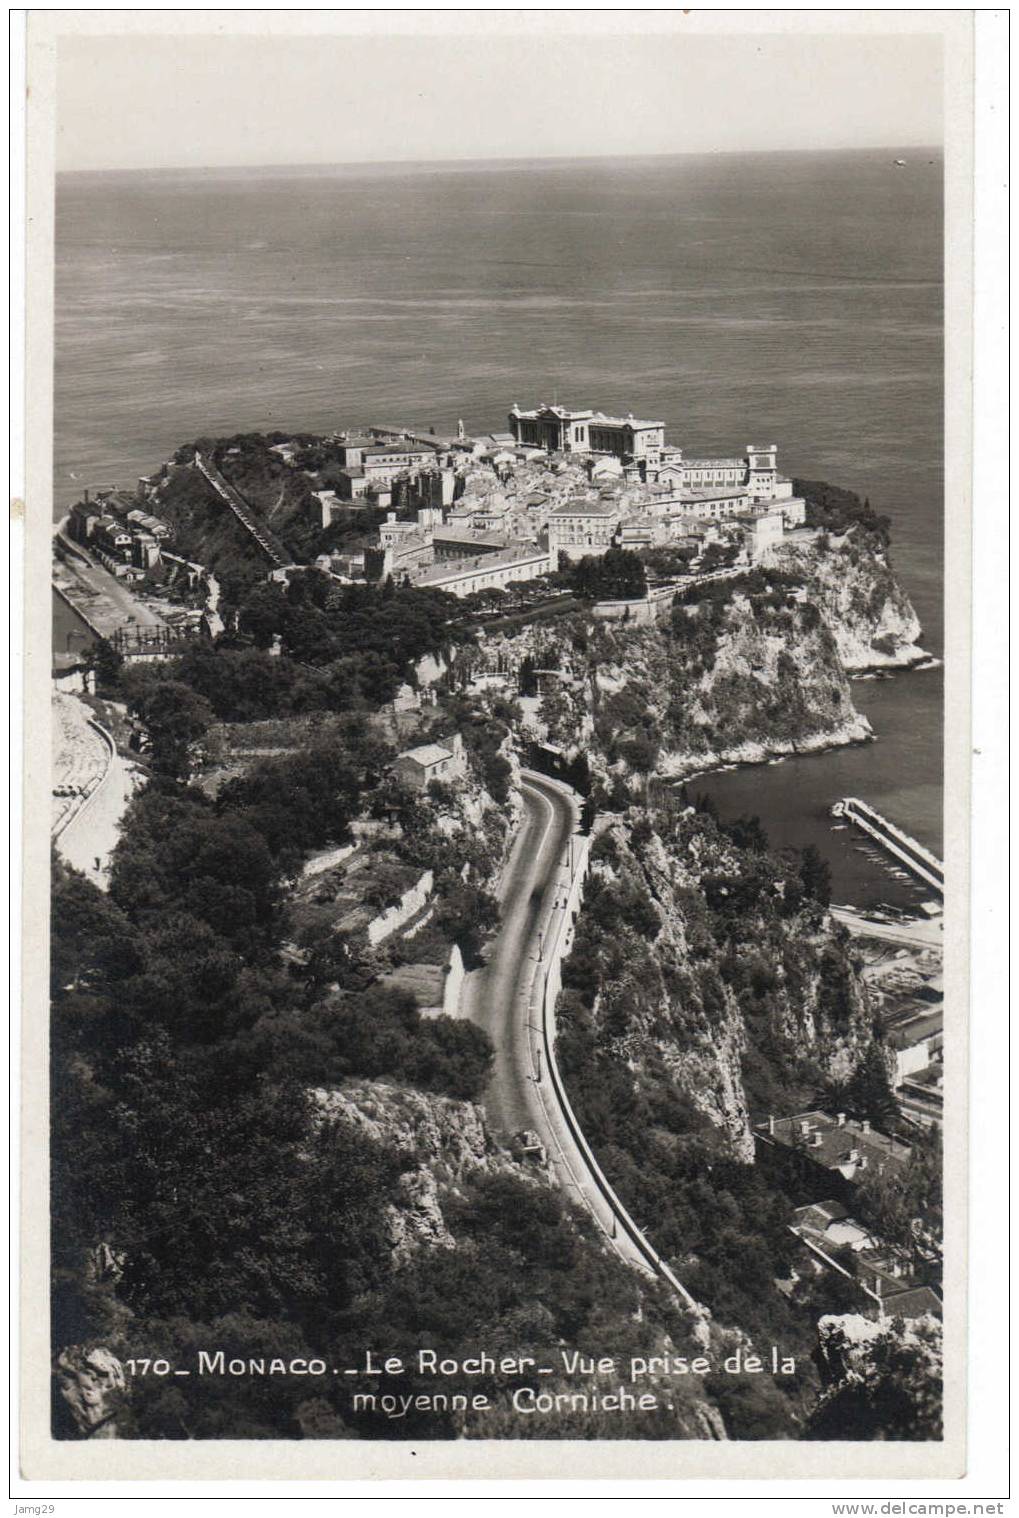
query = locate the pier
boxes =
[832,797,943,896]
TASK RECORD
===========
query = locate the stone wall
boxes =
[442,943,466,1018]
[366,869,435,947]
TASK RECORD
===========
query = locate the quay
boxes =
[832,797,943,896]
[829,905,942,949]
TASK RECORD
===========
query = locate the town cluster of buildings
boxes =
[66,489,173,581]
[305,402,807,599]
[756,1109,942,1322]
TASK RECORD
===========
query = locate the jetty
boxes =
[831,797,943,896]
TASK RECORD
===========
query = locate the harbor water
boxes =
[54,150,943,905]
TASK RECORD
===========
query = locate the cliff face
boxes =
[807,1313,943,1441]
[770,531,928,671]
[560,814,873,1168]
[53,1346,127,1439]
[311,1082,537,1264]
[466,531,925,780]
[472,596,868,788]
[308,1081,735,1438]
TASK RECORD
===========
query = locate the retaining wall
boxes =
[442,943,466,1018]
[366,869,435,947]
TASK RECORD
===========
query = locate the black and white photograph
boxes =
[16,8,997,1491]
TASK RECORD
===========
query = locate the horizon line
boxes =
[57,143,946,177]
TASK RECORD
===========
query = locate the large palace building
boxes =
[508,403,666,463]
[506,403,794,507]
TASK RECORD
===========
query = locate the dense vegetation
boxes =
[234,570,464,704]
[562,548,647,602]
[50,695,530,1438]
[52,787,698,1441]
[794,479,891,546]
[91,573,467,731]
[154,433,414,603]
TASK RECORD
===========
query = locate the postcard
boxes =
[18,8,981,1486]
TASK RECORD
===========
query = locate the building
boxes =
[365,525,434,584]
[393,733,466,791]
[740,510,786,562]
[779,496,807,528]
[94,516,134,556]
[126,509,171,541]
[361,443,438,484]
[617,516,666,551]
[67,500,102,543]
[756,1110,912,1195]
[676,486,755,522]
[335,468,370,502]
[408,467,458,511]
[653,445,798,504]
[547,499,621,559]
[508,403,665,463]
[432,527,507,561]
[884,1008,944,1087]
[411,541,557,598]
[333,436,377,469]
[131,531,161,570]
[790,1201,942,1321]
[896,1065,943,1130]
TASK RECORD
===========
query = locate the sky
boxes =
[56,29,943,173]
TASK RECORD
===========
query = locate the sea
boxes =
[54,150,944,908]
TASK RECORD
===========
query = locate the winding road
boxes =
[464,772,667,1281]
[464,773,574,1140]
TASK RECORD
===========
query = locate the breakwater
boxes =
[832,796,944,896]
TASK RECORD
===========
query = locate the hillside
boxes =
[51,465,939,1443]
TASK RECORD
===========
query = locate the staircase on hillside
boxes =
[194,453,293,569]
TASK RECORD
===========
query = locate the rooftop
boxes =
[513,403,664,429]
[792,1200,850,1234]
[433,528,508,549]
[682,457,746,469]
[364,442,438,458]
[878,1286,942,1319]
[589,410,664,430]
[397,742,455,769]
[549,500,620,518]
[884,1009,944,1051]
[680,486,750,502]
[759,1110,913,1178]
[413,542,550,587]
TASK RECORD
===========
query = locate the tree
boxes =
[83,637,124,691]
[723,814,770,854]
[799,844,833,908]
[567,549,646,602]
[855,1125,942,1251]
[518,655,538,698]
[434,883,500,967]
[50,856,143,993]
[618,732,660,774]
[128,679,216,779]
[845,1041,898,1128]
